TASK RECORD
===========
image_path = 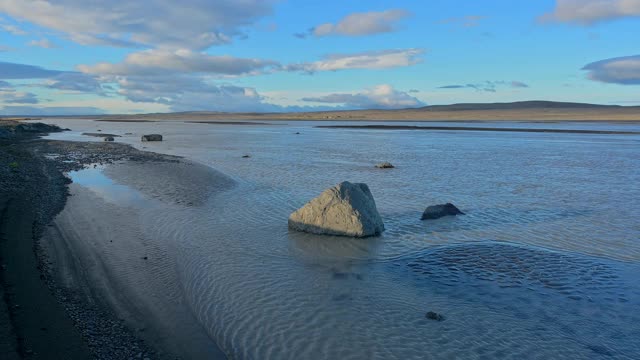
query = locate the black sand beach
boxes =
[0,127,92,360]
[0,120,224,359]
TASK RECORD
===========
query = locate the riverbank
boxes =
[1,130,91,359]
[42,100,640,122]
[0,121,226,359]
[4,117,639,358]
[315,124,640,134]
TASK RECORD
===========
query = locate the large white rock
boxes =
[288,181,385,238]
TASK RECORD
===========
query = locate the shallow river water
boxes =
[44,119,640,359]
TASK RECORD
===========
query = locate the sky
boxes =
[0,0,639,115]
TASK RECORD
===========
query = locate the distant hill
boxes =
[28,100,639,121]
[418,101,625,112]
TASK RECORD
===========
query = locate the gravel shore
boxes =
[0,121,183,359]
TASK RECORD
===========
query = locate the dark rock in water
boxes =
[141,134,162,142]
[421,203,464,220]
[104,136,115,142]
[242,155,251,158]
[14,122,63,134]
[375,162,394,169]
[425,311,444,321]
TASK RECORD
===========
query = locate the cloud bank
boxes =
[302,84,424,109]
[0,61,63,79]
[540,0,640,25]
[0,105,105,116]
[438,81,530,92]
[0,81,39,104]
[78,49,280,77]
[582,55,640,84]
[0,0,275,49]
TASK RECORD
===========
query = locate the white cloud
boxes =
[108,74,279,112]
[288,48,424,73]
[28,38,58,48]
[0,0,274,49]
[582,55,640,84]
[80,49,279,77]
[80,48,424,77]
[301,84,425,109]
[540,0,640,25]
[78,49,280,77]
[70,48,425,111]
[312,9,409,37]
[1,23,27,35]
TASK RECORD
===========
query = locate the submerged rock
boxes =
[288,181,385,238]
[421,203,464,220]
[375,162,395,169]
[425,311,444,321]
[141,134,162,142]
[104,136,115,142]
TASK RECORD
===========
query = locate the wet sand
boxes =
[185,121,277,125]
[82,132,121,138]
[43,161,232,359]
[95,119,157,123]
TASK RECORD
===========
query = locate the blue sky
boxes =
[0,0,639,115]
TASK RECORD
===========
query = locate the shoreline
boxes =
[315,124,640,134]
[1,132,93,359]
[0,122,226,359]
[48,116,640,123]
[38,105,640,122]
